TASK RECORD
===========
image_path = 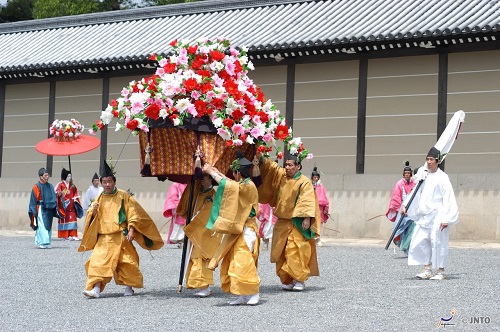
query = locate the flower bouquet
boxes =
[51,119,84,142]
[91,37,311,181]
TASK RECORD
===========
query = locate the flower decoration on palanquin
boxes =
[50,119,84,142]
[91,37,311,159]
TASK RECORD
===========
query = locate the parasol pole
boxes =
[68,155,72,173]
[178,175,196,293]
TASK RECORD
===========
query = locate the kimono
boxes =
[313,181,330,223]
[78,188,164,292]
[28,181,57,247]
[177,182,221,289]
[55,180,80,239]
[207,177,260,296]
[406,169,459,268]
[163,182,187,244]
[257,158,321,285]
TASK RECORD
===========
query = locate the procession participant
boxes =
[55,168,81,241]
[82,172,103,214]
[176,151,220,298]
[404,147,459,280]
[28,167,58,249]
[386,161,416,253]
[255,150,320,291]
[257,203,276,251]
[78,161,164,298]
[163,182,187,246]
[311,167,330,246]
[204,151,260,305]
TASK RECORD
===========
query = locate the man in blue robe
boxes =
[28,168,58,249]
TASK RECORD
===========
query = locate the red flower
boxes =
[187,45,198,54]
[164,63,177,74]
[200,83,213,94]
[212,98,224,109]
[226,140,233,147]
[240,133,248,141]
[258,111,269,123]
[112,110,119,118]
[169,114,178,123]
[126,119,139,130]
[145,104,160,120]
[222,118,234,127]
[234,60,243,74]
[149,53,157,61]
[191,57,204,70]
[184,78,198,92]
[277,151,284,159]
[170,39,178,47]
[110,99,118,107]
[224,79,239,95]
[257,145,266,153]
[231,109,244,122]
[210,50,225,62]
[274,124,289,140]
[198,70,211,78]
[95,120,105,130]
[194,100,208,116]
[218,70,230,81]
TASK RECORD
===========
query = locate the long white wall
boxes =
[2,173,499,243]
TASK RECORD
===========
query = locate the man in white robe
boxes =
[403,147,459,280]
[82,173,103,214]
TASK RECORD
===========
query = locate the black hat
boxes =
[403,161,412,173]
[100,160,115,178]
[61,168,71,181]
[427,147,440,159]
[287,153,301,164]
[311,167,320,178]
[230,150,252,172]
[38,168,47,177]
[92,172,99,181]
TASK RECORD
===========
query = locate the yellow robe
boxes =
[258,158,320,284]
[207,177,260,295]
[78,189,164,292]
[177,181,221,289]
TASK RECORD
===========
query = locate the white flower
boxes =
[101,110,114,125]
[212,117,223,128]
[115,122,124,132]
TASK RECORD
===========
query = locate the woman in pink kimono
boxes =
[257,203,277,250]
[163,182,187,246]
[311,167,330,246]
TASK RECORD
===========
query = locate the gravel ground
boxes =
[0,234,498,332]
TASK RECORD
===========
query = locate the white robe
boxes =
[82,185,103,213]
[407,169,459,268]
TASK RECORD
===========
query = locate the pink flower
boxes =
[262,133,273,143]
[231,124,245,136]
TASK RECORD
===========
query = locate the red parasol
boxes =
[36,134,100,156]
[36,119,100,172]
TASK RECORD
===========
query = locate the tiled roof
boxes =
[1,0,499,78]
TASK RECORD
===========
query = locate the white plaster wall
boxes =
[2,173,499,243]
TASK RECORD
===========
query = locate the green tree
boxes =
[0,0,34,23]
[139,0,201,6]
[32,0,137,19]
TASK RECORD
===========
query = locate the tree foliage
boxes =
[0,0,201,22]
[0,0,34,23]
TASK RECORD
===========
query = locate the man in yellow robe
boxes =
[176,155,221,298]
[78,161,164,298]
[255,151,320,291]
[203,150,260,305]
